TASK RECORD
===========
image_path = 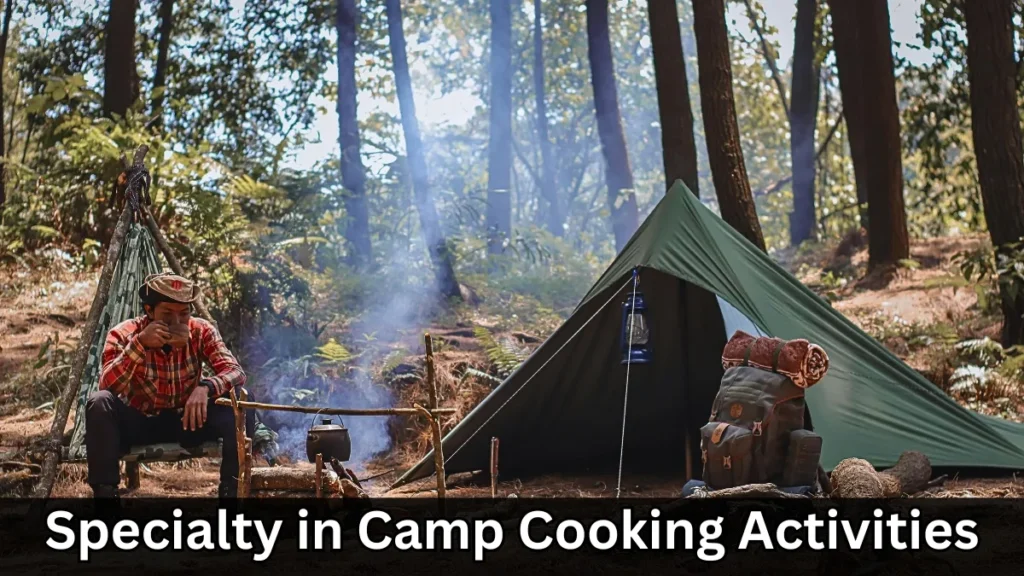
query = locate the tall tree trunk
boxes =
[486,0,513,254]
[648,0,699,196]
[691,0,765,251]
[828,0,908,270]
[585,0,638,251]
[385,0,461,301]
[337,0,372,268]
[103,0,140,118]
[788,0,820,246]
[0,0,13,210]
[965,0,1024,347]
[533,0,561,236]
[827,4,869,231]
[151,0,173,129]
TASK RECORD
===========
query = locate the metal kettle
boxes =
[305,415,352,463]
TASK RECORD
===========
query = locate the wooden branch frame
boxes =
[213,398,455,417]
[226,333,450,502]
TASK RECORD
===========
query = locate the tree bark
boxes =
[533,0,561,236]
[828,0,909,269]
[486,0,513,254]
[337,0,372,268]
[585,0,639,251]
[384,0,461,301]
[0,0,13,210]
[788,0,820,246]
[648,0,699,196]
[151,0,173,129]
[103,0,140,118]
[691,0,765,251]
[965,0,1024,347]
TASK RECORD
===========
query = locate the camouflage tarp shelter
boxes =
[394,181,1024,487]
[63,222,220,464]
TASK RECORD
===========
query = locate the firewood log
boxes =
[831,451,932,498]
[250,467,342,493]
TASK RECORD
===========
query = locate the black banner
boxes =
[1,498,1021,575]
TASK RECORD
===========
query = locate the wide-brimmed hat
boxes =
[138,272,200,304]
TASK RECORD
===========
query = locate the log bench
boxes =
[63,441,222,490]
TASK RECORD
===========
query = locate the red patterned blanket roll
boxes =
[721,330,830,389]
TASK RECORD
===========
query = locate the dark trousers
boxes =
[85,389,256,491]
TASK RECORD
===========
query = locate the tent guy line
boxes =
[616,268,641,499]
[436,273,635,471]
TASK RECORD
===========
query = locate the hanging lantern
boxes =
[620,289,652,365]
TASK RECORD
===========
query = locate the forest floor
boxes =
[2,234,1024,499]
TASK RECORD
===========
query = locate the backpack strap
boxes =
[743,339,786,373]
[771,340,785,373]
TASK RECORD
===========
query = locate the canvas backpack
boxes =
[699,342,822,490]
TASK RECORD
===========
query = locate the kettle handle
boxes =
[308,409,345,430]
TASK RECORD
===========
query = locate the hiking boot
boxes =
[218,482,238,499]
[90,484,121,521]
[90,484,120,499]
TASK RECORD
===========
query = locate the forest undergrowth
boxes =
[3,232,1024,497]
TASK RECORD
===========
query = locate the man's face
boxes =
[146,301,191,326]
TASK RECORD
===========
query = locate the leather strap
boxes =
[711,422,729,444]
[771,340,785,373]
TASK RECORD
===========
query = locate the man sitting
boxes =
[86,272,254,499]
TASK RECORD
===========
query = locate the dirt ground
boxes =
[2,236,1024,499]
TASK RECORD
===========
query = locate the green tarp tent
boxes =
[394,181,1024,488]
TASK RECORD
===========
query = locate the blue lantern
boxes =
[621,273,652,365]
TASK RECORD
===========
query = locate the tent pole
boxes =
[31,184,140,503]
[139,204,216,327]
[685,431,693,480]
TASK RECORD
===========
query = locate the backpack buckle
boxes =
[722,455,732,470]
[752,421,763,436]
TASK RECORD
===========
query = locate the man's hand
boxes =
[182,385,209,431]
[138,321,171,349]
[166,323,191,349]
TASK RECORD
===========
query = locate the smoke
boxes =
[253,237,439,474]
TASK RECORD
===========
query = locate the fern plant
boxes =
[473,326,526,378]
[314,338,353,365]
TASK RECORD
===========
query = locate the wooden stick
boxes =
[414,404,446,510]
[231,387,249,498]
[490,437,499,498]
[315,453,323,499]
[32,174,140,502]
[244,438,253,497]
[125,462,141,491]
[424,333,437,409]
[213,398,455,416]
[139,204,216,327]
[329,457,360,487]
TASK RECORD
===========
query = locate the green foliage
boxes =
[949,338,1024,404]
[473,326,527,378]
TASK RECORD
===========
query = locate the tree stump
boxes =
[831,451,932,498]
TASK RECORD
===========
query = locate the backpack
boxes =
[699,342,822,490]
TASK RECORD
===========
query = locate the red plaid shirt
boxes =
[99,316,246,414]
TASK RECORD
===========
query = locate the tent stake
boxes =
[31,149,149,504]
[490,437,499,498]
